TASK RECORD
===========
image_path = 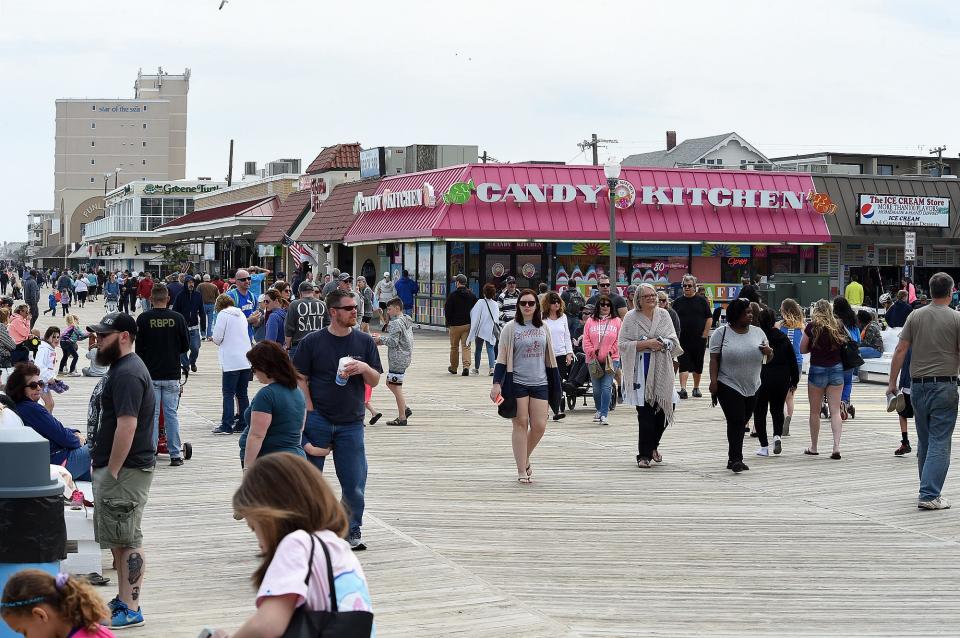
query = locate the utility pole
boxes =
[480,151,499,164]
[578,133,619,166]
[227,139,234,186]
[929,145,947,176]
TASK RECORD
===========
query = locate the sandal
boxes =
[386,418,407,426]
[517,476,532,484]
[652,450,663,463]
[525,464,532,478]
[636,456,651,469]
[82,573,110,586]
[368,413,382,425]
[830,452,842,460]
[804,448,820,456]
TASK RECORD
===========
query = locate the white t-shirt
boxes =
[257,530,373,619]
[543,316,572,356]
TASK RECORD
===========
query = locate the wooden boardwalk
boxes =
[33,302,960,637]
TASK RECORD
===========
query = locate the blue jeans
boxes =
[221,369,251,429]
[180,328,201,368]
[592,360,620,417]
[152,379,182,459]
[203,304,215,338]
[64,445,91,481]
[302,412,367,537]
[912,381,958,501]
[474,337,495,369]
[859,346,882,359]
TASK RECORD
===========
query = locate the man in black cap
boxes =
[85,312,155,629]
[498,276,520,324]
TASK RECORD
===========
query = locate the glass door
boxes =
[515,253,543,289]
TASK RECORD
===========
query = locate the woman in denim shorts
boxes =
[800,299,846,459]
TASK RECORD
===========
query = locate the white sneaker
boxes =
[918,496,951,510]
[471,368,479,375]
[756,447,769,457]
[592,412,601,423]
[885,391,898,413]
[599,415,608,425]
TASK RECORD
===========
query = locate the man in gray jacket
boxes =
[284,281,326,357]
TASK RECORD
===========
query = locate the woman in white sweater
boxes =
[211,294,253,435]
[468,283,501,376]
[541,291,573,420]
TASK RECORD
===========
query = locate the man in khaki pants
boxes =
[444,274,477,376]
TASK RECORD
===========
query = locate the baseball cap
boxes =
[455,274,468,285]
[203,274,211,281]
[338,272,353,282]
[879,293,891,304]
[505,276,517,284]
[87,312,137,337]
[383,272,390,278]
[258,294,268,303]
[298,280,315,292]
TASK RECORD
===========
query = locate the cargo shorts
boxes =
[92,466,154,548]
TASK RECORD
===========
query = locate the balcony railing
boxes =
[84,214,176,239]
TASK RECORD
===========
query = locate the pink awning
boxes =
[344,165,832,244]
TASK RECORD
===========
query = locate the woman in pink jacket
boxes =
[583,295,621,424]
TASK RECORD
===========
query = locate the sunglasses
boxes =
[599,283,611,287]
[599,302,612,307]
[518,300,537,307]
[682,284,694,289]
[550,300,560,304]
[25,381,43,390]
[237,277,251,282]
[333,304,358,312]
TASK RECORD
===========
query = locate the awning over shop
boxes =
[299,177,383,243]
[34,245,68,259]
[67,243,91,259]
[155,196,277,240]
[344,164,833,245]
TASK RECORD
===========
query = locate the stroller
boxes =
[156,375,193,460]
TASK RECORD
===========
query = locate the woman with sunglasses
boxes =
[656,291,681,335]
[583,295,622,424]
[541,291,573,421]
[490,289,562,483]
[5,362,91,480]
[620,284,683,467]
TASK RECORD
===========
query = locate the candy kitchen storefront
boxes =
[344,164,833,326]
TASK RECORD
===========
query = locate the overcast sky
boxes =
[1,0,957,241]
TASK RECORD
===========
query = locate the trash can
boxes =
[0,423,66,638]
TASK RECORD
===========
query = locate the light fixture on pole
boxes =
[603,159,621,284]
[114,167,122,189]
[103,172,111,195]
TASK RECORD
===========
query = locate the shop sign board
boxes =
[360,149,382,178]
[139,243,166,254]
[353,183,436,213]
[858,194,950,227]
[143,183,220,196]
[904,231,916,262]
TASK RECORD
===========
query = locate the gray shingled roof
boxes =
[623,132,735,167]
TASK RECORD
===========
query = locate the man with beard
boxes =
[293,288,382,551]
[84,312,155,629]
[171,275,206,373]
[136,284,189,466]
[284,280,325,358]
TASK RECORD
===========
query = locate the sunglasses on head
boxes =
[518,300,537,307]
[333,304,358,312]
[25,381,43,390]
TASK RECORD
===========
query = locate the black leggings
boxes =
[553,354,570,415]
[717,382,756,464]
[753,381,790,447]
[59,341,78,373]
[636,402,666,460]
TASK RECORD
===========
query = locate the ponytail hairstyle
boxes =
[1,570,108,632]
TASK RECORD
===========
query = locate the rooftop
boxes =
[305,143,362,174]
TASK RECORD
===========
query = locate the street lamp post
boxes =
[114,167,122,189]
[603,160,622,286]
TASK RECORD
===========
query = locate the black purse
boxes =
[840,339,864,371]
[282,534,374,638]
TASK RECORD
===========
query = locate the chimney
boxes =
[666,131,677,151]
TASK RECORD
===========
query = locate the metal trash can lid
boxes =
[0,426,64,498]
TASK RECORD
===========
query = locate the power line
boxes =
[578,133,618,166]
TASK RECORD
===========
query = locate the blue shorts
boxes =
[513,384,548,400]
[808,363,844,388]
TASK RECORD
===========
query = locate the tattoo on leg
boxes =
[131,586,140,601]
[127,552,144,585]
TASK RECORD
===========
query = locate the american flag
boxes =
[282,234,317,268]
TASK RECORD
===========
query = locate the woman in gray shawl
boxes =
[618,284,683,468]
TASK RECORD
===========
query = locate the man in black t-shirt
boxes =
[293,288,382,551]
[85,311,156,628]
[135,283,189,466]
[673,274,713,399]
[593,276,628,319]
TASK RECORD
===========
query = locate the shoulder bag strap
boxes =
[595,318,609,358]
[717,326,727,369]
[484,299,498,327]
[302,533,317,586]
[315,535,338,612]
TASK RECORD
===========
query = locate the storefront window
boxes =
[721,256,751,282]
[403,243,416,277]
[554,242,628,291]
[431,243,447,297]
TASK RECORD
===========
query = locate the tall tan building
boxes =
[51,67,190,248]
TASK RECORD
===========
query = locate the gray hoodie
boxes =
[380,313,414,372]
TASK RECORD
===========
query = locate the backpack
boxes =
[565,287,586,315]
